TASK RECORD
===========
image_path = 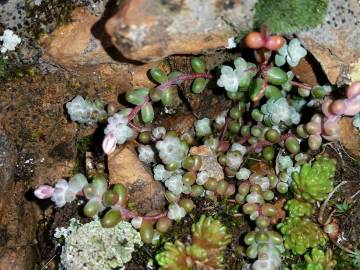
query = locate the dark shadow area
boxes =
[304,52,329,85]
[91,0,143,65]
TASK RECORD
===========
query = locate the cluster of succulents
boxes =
[155,215,231,270]
[277,216,328,255]
[33,24,359,269]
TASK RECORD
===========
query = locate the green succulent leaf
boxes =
[291,156,336,202]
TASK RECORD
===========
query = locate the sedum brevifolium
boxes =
[291,156,336,202]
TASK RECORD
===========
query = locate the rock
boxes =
[108,142,166,215]
[40,7,170,91]
[156,110,196,135]
[106,0,256,62]
[190,145,224,182]
[339,117,360,158]
[298,0,360,85]
[0,183,37,270]
[168,54,234,119]
[40,7,115,67]
[0,129,16,201]
[292,58,323,86]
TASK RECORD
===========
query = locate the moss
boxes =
[254,0,329,34]
[73,135,93,173]
[24,0,77,40]
[0,57,6,80]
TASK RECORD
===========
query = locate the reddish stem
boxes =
[127,73,213,123]
[156,73,213,91]
[220,117,229,142]
[128,96,149,121]
[290,81,312,90]
[260,24,268,41]
[119,206,168,220]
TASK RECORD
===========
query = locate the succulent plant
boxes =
[156,215,231,270]
[103,109,134,147]
[66,95,107,125]
[304,248,336,270]
[277,216,328,255]
[217,57,256,92]
[244,230,284,270]
[285,199,314,217]
[261,97,300,126]
[291,156,336,202]
[156,135,188,166]
[275,39,307,67]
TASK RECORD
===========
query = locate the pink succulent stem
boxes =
[156,73,213,91]
[126,73,213,123]
[118,206,167,220]
[290,81,312,90]
[127,96,150,122]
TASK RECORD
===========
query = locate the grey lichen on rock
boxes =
[298,0,360,85]
[60,219,142,270]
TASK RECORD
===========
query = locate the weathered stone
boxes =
[190,145,224,182]
[41,7,114,67]
[168,54,233,119]
[0,129,16,201]
[339,117,360,158]
[106,0,255,62]
[298,0,360,85]
[292,58,322,86]
[40,7,170,91]
[108,142,166,215]
[156,110,196,135]
[0,182,37,270]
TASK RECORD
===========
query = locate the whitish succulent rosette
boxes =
[104,109,134,146]
[217,57,256,92]
[261,98,300,126]
[138,145,155,164]
[168,203,186,220]
[165,174,183,195]
[195,118,212,137]
[66,95,106,125]
[155,135,188,165]
[275,38,307,67]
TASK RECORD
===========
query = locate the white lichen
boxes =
[0,29,21,54]
[153,164,172,182]
[152,126,166,140]
[226,37,237,49]
[60,220,142,270]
